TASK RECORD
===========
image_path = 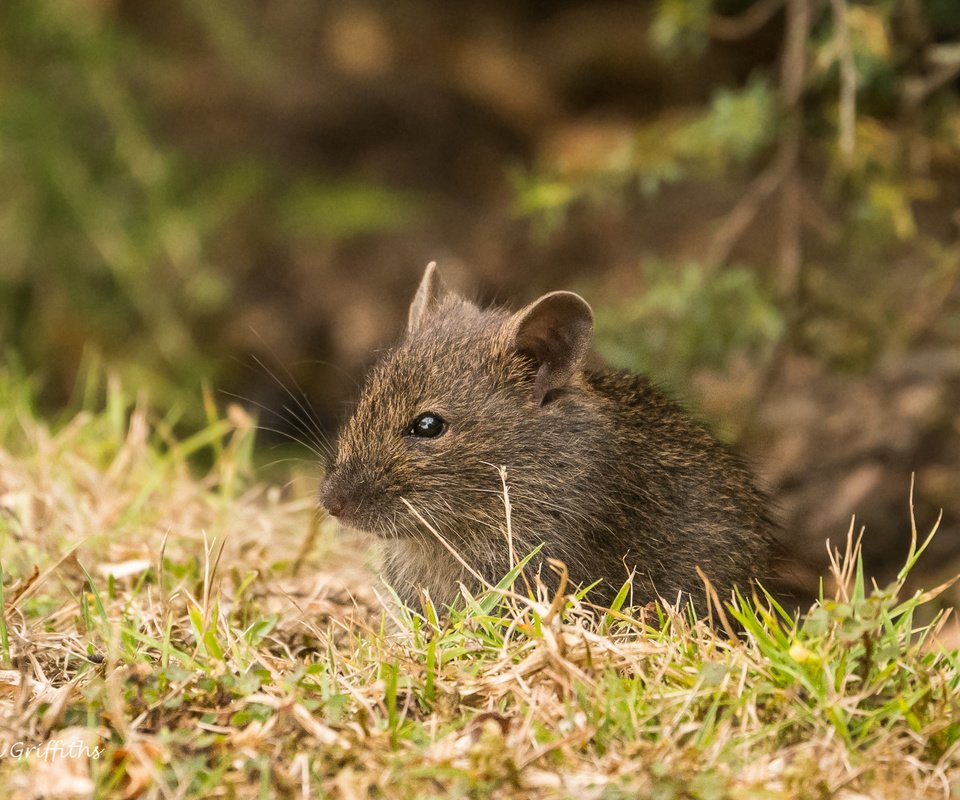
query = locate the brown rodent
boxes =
[320,263,776,612]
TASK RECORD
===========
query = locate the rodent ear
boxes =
[508,291,594,404]
[407,261,446,334]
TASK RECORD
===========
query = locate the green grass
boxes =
[0,369,958,799]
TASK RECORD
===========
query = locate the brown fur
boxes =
[320,265,776,612]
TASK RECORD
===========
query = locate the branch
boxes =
[829,0,858,166]
[902,58,960,111]
[703,142,795,271]
[709,0,785,42]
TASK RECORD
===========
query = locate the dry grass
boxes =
[0,369,958,799]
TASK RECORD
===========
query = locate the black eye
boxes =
[406,412,446,438]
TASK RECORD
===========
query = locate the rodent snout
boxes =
[319,473,371,521]
[319,476,353,518]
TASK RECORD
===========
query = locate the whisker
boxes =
[279,401,334,457]
[249,351,331,447]
[288,357,361,391]
[217,387,331,456]
[228,336,333,449]
[256,456,316,472]
[250,422,327,460]
[219,372,334,459]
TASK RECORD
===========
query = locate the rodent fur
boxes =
[320,264,776,612]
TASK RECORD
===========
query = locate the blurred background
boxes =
[1,0,959,596]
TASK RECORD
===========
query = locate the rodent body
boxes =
[320,264,775,612]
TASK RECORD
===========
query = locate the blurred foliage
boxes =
[653,0,714,54]
[0,0,420,418]
[515,75,778,206]
[2,0,960,430]
[0,0,238,406]
[281,181,422,239]
[594,261,783,393]
[522,0,960,387]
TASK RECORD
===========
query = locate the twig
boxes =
[777,0,811,302]
[710,0,785,42]
[902,59,960,111]
[704,0,814,274]
[781,0,811,107]
[829,0,858,165]
[777,133,803,301]
[703,142,796,271]
[728,0,819,441]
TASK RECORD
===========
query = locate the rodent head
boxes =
[319,262,595,545]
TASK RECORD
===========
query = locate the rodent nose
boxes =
[322,494,346,518]
[319,476,354,518]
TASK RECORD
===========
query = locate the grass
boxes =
[0,368,958,799]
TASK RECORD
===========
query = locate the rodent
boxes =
[320,263,776,613]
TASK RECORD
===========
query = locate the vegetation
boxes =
[520,0,960,390]
[3,1,960,795]
[0,0,416,415]
[0,371,957,798]
[3,0,960,411]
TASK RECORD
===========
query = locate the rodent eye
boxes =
[406,412,446,439]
